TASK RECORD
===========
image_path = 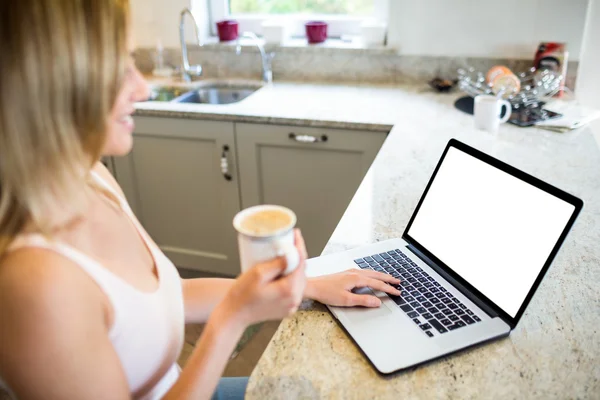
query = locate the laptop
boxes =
[306,138,583,374]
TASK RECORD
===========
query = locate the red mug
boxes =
[216,20,239,42]
[305,21,327,44]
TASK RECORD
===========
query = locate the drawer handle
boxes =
[221,145,232,181]
[288,133,328,143]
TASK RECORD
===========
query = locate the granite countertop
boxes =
[138,81,599,398]
[134,80,440,132]
[224,84,598,399]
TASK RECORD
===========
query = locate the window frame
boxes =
[207,0,388,39]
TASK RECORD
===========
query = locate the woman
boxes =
[0,1,401,399]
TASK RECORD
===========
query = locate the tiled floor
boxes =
[178,321,280,376]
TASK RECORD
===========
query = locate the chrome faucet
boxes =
[236,32,274,84]
[179,8,203,82]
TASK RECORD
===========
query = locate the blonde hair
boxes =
[0,0,130,255]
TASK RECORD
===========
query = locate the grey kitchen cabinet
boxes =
[235,123,387,257]
[112,116,242,276]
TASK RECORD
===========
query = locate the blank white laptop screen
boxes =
[408,147,575,317]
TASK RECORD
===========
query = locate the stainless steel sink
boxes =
[147,86,192,102]
[146,81,263,105]
[174,85,258,105]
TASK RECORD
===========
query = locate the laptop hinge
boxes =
[405,243,499,319]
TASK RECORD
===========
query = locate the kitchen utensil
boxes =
[458,66,562,109]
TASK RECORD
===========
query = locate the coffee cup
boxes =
[233,205,299,275]
[474,95,512,133]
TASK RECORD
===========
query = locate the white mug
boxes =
[233,205,299,275]
[474,95,512,133]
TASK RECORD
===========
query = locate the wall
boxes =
[576,0,600,107]
[387,0,589,60]
[131,0,586,87]
[133,0,589,60]
[575,0,600,148]
[130,0,209,48]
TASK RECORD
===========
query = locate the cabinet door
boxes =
[236,123,387,257]
[113,117,241,276]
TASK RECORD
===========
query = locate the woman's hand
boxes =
[219,229,308,327]
[304,269,401,307]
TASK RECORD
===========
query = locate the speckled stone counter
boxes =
[135,80,429,132]
[232,86,599,399]
[138,82,599,398]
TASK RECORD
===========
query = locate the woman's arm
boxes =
[180,261,404,323]
[167,255,306,400]
[181,278,234,323]
[181,229,311,324]
[163,300,245,399]
[180,259,404,323]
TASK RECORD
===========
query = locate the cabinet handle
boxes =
[221,145,232,181]
[288,133,328,143]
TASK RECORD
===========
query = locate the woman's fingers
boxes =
[274,255,307,304]
[353,268,400,284]
[344,292,382,308]
[287,259,306,288]
[294,229,308,260]
[355,277,401,296]
[254,257,287,283]
[342,275,402,307]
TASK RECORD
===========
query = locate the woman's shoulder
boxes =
[0,249,126,399]
[0,247,107,324]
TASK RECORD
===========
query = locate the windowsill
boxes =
[197,35,397,55]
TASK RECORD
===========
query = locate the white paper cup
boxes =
[233,205,299,275]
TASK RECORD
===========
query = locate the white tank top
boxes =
[2,172,185,399]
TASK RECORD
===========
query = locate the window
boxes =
[208,0,388,40]
[229,0,374,15]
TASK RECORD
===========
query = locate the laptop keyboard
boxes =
[354,249,482,338]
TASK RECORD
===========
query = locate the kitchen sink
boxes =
[147,86,192,102]
[175,85,257,105]
[146,81,264,105]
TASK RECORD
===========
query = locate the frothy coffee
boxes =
[239,209,293,236]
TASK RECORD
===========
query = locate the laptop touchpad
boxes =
[340,288,392,322]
